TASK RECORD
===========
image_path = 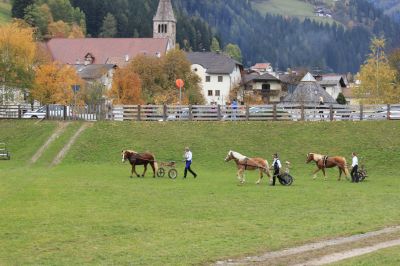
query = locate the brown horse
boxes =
[306,153,349,180]
[225,150,271,184]
[122,150,158,178]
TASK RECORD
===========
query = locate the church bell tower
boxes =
[153,0,176,49]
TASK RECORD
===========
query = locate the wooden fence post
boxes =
[217,104,221,121]
[329,105,333,121]
[360,104,364,121]
[163,104,167,121]
[46,105,50,120]
[189,104,193,121]
[137,105,141,121]
[63,105,67,120]
[273,104,277,121]
[18,105,21,119]
[246,105,250,121]
[301,104,305,121]
[387,104,391,120]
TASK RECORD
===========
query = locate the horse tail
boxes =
[343,157,350,176]
[264,160,271,177]
[153,155,158,172]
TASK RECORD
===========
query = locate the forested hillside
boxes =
[10,0,400,73]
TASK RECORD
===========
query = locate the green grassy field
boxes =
[251,0,336,24]
[332,246,400,265]
[1,120,400,265]
[0,1,11,24]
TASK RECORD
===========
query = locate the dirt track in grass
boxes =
[29,122,70,164]
[214,225,400,265]
[50,123,90,166]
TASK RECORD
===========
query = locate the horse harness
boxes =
[320,155,329,168]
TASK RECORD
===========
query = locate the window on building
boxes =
[206,76,211,82]
[208,90,213,96]
[218,76,223,82]
[261,84,271,94]
[215,90,220,97]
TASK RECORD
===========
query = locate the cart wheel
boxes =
[157,167,165,177]
[168,169,178,179]
[358,171,367,182]
[279,173,293,186]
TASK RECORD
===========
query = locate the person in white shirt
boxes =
[271,153,282,186]
[183,147,197,178]
[351,152,359,183]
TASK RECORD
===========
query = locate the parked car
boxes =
[23,105,72,119]
[375,105,400,120]
[22,106,48,119]
[165,107,190,121]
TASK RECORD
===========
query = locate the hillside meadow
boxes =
[0,1,11,24]
[0,120,399,265]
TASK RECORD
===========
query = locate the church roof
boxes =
[45,38,169,66]
[187,52,242,75]
[153,0,176,22]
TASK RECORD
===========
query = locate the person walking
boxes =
[231,99,238,120]
[271,153,282,186]
[351,152,359,183]
[183,147,197,178]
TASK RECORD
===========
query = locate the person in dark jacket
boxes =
[271,153,282,186]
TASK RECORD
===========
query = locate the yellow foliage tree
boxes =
[108,67,143,104]
[0,22,36,88]
[48,21,84,38]
[355,37,399,104]
[32,62,84,105]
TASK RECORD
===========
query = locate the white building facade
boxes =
[187,52,243,105]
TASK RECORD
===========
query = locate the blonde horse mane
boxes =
[230,150,248,161]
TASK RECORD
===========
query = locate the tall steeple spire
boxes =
[153,0,176,49]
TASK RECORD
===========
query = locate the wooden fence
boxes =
[1,103,399,122]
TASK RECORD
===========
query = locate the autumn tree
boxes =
[0,22,36,93]
[160,49,204,104]
[130,54,164,103]
[355,37,399,104]
[32,62,83,104]
[108,67,143,105]
[23,0,86,39]
[388,48,400,81]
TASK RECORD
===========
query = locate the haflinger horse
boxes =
[225,150,271,184]
[122,150,158,178]
[306,153,349,180]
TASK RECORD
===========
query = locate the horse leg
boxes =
[338,167,342,181]
[142,163,148,177]
[238,168,245,184]
[256,169,263,184]
[312,167,321,179]
[133,165,140,177]
[322,168,327,180]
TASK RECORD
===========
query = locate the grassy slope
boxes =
[1,121,400,265]
[251,0,337,24]
[0,1,11,24]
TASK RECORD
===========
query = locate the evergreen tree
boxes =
[336,93,347,105]
[99,13,117,37]
[12,0,34,19]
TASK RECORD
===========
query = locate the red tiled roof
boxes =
[251,63,270,69]
[45,38,169,65]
